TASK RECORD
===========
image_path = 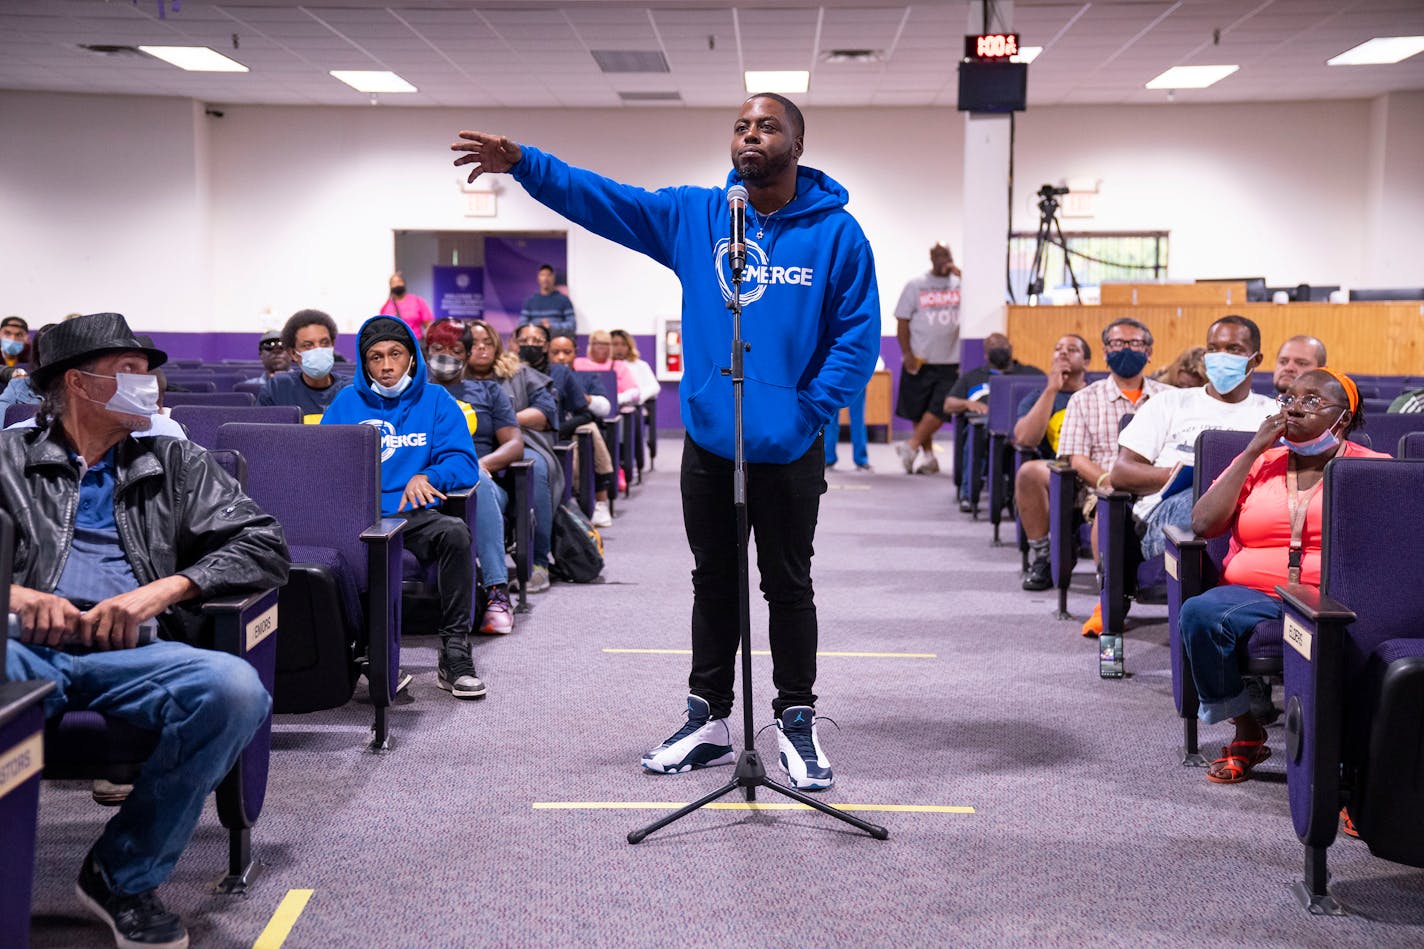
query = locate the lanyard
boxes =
[1285,455,1323,584]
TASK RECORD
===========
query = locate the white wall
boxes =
[3,90,1422,336]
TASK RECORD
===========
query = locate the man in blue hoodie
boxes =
[322,317,487,699]
[452,94,879,789]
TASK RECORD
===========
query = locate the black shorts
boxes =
[895,363,959,421]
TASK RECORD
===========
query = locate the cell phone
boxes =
[7,611,159,647]
[1098,633,1125,679]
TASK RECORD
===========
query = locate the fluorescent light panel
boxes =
[1327,36,1424,66]
[139,46,247,72]
[1012,46,1043,64]
[1145,64,1238,89]
[745,70,809,94]
[330,70,417,93]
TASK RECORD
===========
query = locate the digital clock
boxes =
[965,33,1020,60]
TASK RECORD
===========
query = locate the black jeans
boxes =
[400,507,474,642]
[681,434,826,720]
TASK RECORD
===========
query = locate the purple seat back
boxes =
[3,403,38,428]
[207,373,249,393]
[163,391,257,408]
[215,423,381,592]
[165,379,217,393]
[987,376,1046,439]
[234,380,265,397]
[1401,432,1424,460]
[170,405,301,450]
[1192,429,1256,573]
[1356,413,1424,459]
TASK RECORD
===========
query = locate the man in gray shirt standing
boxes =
[894,242,962,474]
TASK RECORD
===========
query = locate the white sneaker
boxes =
[525,565,551,593]
[896,442,916,473]
[641,695,734,773]
[591,501,613,528]
[912,447,940,475]
[775,706,834,790]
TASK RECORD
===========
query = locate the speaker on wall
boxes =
[957,61,1027,113]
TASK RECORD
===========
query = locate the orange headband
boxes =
[1321,368,1358,413]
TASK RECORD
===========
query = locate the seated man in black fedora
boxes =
[0,312,289,949]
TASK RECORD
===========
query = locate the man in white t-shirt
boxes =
[1110,315,1277,558]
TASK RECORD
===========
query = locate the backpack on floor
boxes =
[550,502,604,583]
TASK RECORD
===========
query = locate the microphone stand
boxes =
[627,255,889,845]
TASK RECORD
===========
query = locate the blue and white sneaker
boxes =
[641,695,734,774]
[776,706,834,790]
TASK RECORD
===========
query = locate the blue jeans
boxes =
[474,472,509,586]
[525,447,552,568]
[5,640,269,895]
[1139,490,1193,559]
[1179,584,1282,724]
[825,387,868,468]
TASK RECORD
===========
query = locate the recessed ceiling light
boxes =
[1327,36,1424,66]
[1145,64,1238,89]
[330,70,417,94]
[745,70,809,94]
[139,46,248,72]
[1012,46,1043,64]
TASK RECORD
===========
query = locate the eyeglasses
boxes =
[259,339,284,352]
[1277,393,1344,412]
[1103,339,1149,352]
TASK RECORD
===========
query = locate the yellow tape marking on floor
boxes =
[602,649,936,659]
[532,802,973,814]
[252,889,314,949]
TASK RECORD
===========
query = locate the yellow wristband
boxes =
[1096,472,1111,490]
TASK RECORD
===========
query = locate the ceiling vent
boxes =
[591,50,670,74]
[820,49,884,64]
[77,44,145,57]
[618,90,682,102]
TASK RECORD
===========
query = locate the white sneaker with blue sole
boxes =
[776,705,834,790]
[641,695,734,774]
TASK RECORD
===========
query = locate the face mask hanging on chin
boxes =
[1278,411,1347,456]
[80,371,160,417]
[371,372,413,399]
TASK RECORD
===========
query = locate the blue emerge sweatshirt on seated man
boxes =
[510,146,880,464]
[322,316,480,518]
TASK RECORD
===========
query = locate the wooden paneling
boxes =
[1007,302,1424,376]
[1100,282,1248,307]
[841,370,892,440]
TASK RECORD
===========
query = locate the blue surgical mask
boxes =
[1202,351,1254,395]
[1105,348,1148,379]
[1,339,24,358]
[298,346,335,380]
[1278,410,1346,456]
[371,372,413,399]
[80,370,160,417]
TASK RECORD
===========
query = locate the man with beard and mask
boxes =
[323,316,489,691]
[451,92,879,790]
[941,332,1043,509]
[1110,315,1277,563]
[2,312,288,949]
[379,271,434,343]
[894,243,962,475]
[257,309,350,422]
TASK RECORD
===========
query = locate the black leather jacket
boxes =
[0,424,289,644]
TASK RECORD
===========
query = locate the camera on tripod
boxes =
[1025,183,1081,303]
[1037,183,1069,198]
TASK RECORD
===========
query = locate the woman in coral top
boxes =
[1180,369,1386,784]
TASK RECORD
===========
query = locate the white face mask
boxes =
[80,370,160,417]
[371,372,413,399]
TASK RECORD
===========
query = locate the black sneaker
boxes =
[75,851,189,949]
[1022,554,1052,591]
[1245,675,1279,726]
[437,642,487,699]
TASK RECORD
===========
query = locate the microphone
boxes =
[727,185,748,278]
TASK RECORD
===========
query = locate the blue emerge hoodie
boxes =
[322,316,481,517]
[510,146,880,464]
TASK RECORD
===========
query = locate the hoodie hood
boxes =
[723,164,848,221]
[351,315,428,408]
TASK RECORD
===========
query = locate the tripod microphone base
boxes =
[627,750,890,844]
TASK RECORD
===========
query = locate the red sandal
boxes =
[1206,739,1271,784]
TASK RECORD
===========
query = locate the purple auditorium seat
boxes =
[1354,413,1424,458]
[493,459,535,614]
[594,369,637,501]
[1047,458,1092,620]
[216,422,404,751]
[1277,457,1424,913]
[1160,429,1261,755]
[1400,432,1424,459]
[986,376,1048,544]
[576,369,619,517]
[163,391,256,408]
[3,403,38,427]
[234,379,265,397]
[166,379,218,393]
[0,509,57,949]
[35,449,281,894]
[170,404,301,450]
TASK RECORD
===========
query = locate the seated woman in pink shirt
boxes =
[380,271,434,341]
[1180,369,1386,784]
[572,329,640,409]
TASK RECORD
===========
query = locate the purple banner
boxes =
[483,236,568,330]
[432,265,485,325]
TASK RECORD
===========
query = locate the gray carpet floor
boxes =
[27,438,1424,947]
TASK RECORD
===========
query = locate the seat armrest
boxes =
[1163,524,1206,552]
[1275,583,1357,625]
[360,517,408,544]
[200,588,276,617]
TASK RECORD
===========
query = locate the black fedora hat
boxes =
[30,313,167,388]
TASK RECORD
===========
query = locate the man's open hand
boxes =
[399,474,447,512]
[451,132,523,183]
